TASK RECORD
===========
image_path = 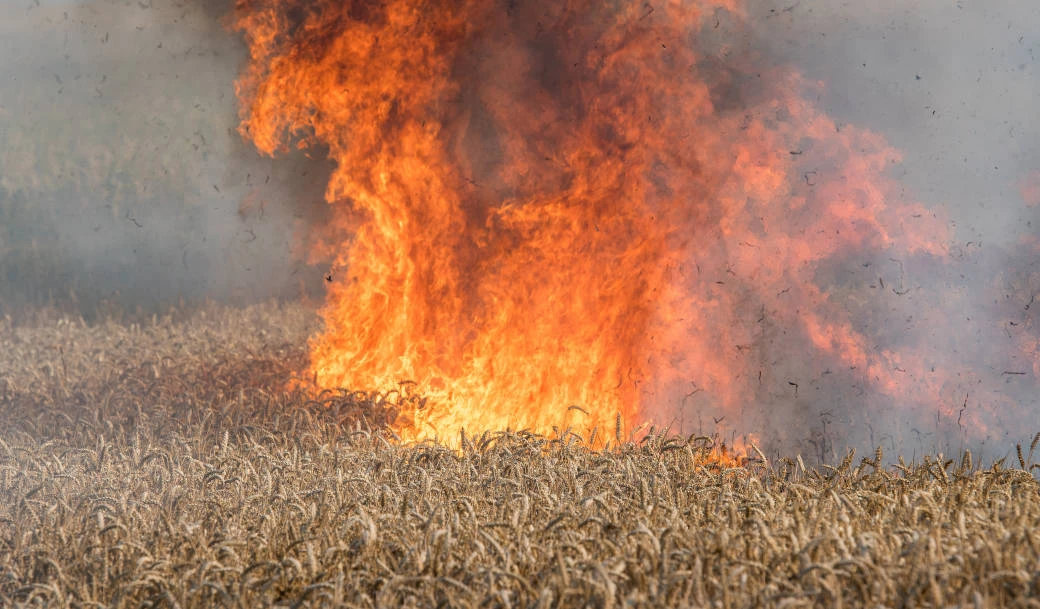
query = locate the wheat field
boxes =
[1,303,1038,608]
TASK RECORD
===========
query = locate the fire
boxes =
[1022,171,1040,208]
[231,1,957,444]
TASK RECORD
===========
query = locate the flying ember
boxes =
[232,0,978,445]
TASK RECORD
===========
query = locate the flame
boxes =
[231,0,960,443]
[1021,170,1040,208]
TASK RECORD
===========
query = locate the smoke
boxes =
[748,1,1040,244]
[724,1,1040,459]
[2,0,1035,459]
[0,0,330,316]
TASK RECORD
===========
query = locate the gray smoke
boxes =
[749,1,1040,245]
[0,0,330,316]
[733,1,1040,460]
[630,2,1040,462]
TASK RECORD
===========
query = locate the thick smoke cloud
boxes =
[0,0,330,316]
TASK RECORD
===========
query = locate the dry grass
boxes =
[1,303,1039,608]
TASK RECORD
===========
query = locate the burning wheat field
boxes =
[2,0,1040,606]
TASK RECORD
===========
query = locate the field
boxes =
[1,303,1039,608]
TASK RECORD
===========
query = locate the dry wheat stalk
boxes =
[0,302,1038,608]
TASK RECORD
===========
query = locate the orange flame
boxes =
[232,1,957,443]
[1021,170,1040,208]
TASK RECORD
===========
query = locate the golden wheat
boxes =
[1,303,1038,608]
